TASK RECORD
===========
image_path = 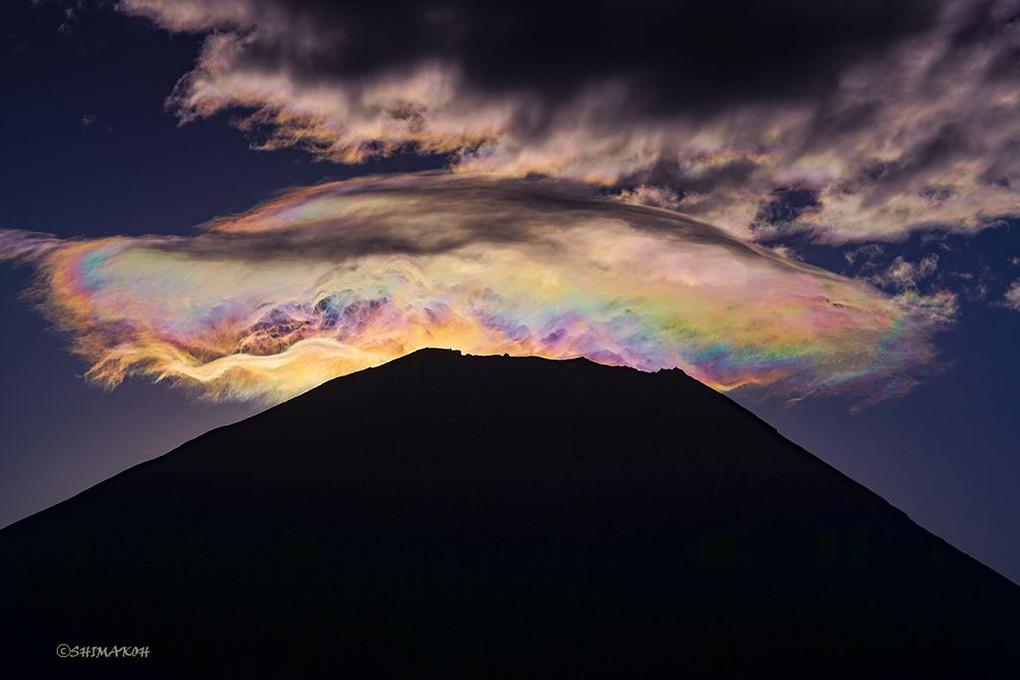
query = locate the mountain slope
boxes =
[1,349,1017,677]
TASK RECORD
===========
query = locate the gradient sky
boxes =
[1,1,1018,582]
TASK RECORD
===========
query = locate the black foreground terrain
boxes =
[1,349,1017,678]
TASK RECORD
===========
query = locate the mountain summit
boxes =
[1,349,1016,676]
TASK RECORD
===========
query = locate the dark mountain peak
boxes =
[385,345,464,360]
[2,350,1017,676]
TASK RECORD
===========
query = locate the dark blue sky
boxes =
[1,1,1017,583]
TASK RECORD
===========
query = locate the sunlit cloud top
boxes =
[0,175,948,404]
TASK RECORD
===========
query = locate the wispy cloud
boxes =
[119,0,1020,242]
[868,254,940,291]
[1004,280,1020,309]
[0,175,947,404]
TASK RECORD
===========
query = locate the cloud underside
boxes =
[1,175,947,404]
[119,0,1020,242]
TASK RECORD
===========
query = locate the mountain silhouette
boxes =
[1,349,1017,677]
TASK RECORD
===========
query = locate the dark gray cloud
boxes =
[116,0,1020,242]
[142,0,939,116]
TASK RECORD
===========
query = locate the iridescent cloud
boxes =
[0,175,948,404]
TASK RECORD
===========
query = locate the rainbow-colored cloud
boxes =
[1,175,949,404]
